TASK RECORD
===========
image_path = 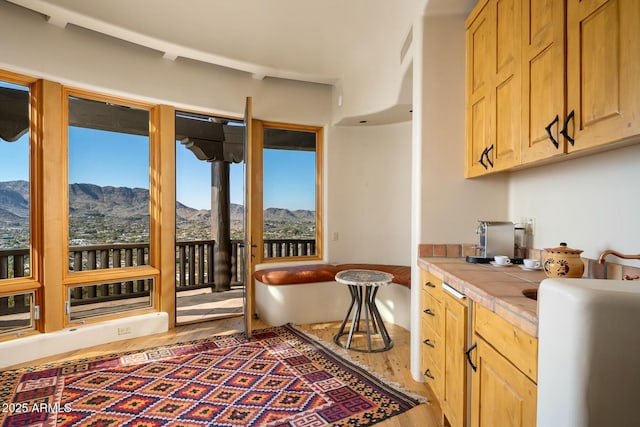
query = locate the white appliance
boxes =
[537,278,640,427]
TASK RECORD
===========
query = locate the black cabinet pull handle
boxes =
[424,369,435,380]
[424,281,436,289]
[560,110,575,145]
[478,147,488,169]
[423,338,435,348]
[486,144,494,168]
[466,342,478,372]
[545,114,560,149]
[423,309,435,316]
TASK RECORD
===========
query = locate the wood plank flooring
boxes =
[5,317,444,427]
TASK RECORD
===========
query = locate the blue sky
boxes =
[176,145,316,210]
[0,133,29,181]
[1,127,316,211]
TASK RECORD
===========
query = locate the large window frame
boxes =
[0,70,41,339]
[251,120,324,264]
[61,88,161,325]
[0,69,177,339]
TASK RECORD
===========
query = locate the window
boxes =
[67,278,154,321]
[0,291,35,336]
[64,92,157,324]
[0,79,31,280]
[67,95,151,272]
[261,124,322,260]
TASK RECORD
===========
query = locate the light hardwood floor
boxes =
[6,317,444,427]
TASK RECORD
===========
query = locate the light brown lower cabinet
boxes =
[470,337,537,427]
[469,305,538,427]
[420,268,468,427]
[420,267,539,427]
[440,291,467,427]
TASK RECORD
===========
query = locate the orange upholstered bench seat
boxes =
[254,264,411,288]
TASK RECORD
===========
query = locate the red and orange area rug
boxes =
[0,324,425,426]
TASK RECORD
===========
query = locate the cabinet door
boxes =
[421,278,444,400]
[441,292,467,427]
[522,0,567,162]
[421,319,444,400]
[470,338,537,427]
[491,0,521,172]
[566,0,640,152]
[465,0,494,177]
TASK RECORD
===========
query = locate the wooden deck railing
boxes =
[69,243,150,271]
[0,238,313,320]
[0,248,29,280]
[263,239,316,258]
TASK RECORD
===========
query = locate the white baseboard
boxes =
[0,312,169,369]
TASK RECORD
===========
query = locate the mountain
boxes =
[68,183,150,218]
[0,180,315,245]
[264,207,315,222]
[0,180,29,222]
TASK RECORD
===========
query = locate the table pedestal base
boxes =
[333,284,393,353]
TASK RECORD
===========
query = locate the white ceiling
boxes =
[8,0,476,87]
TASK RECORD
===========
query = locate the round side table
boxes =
[333,269,394,352]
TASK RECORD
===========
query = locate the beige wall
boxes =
[0,1,332,124]
[508,143,640,267]
[417,14,508,246]
[327,122,412,265]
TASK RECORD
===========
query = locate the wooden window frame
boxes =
[0,70,42,340]
[251,120,324,264]
[60,88,161,326]
[1,69,177,336]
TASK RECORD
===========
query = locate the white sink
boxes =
[537,278,640,427]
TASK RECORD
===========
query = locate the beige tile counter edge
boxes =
[418,257,543,336]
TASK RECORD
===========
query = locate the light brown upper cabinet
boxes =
[565,0,640,153]
[468,0,640,176]
[521,0,566,163]
[466,0,522,177]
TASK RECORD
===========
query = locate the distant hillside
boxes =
[0,180,29,223]
[0,180,315,245]
[68,183,150,218]
[263,207,315,222]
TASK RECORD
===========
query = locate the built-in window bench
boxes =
[254,263,411,329]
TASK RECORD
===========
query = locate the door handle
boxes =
[423,338,435,348]
[478,147,488,169]
[545,115,560,149]
[560,110,575,146]
[485,144,494,168]
[423,309,435,316]
[424,369,435,380]
[466,342,478,372]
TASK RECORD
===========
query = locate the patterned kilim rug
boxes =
[0,324,425,427]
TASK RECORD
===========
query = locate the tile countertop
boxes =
[418,257,546,337]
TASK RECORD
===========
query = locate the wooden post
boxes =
[211,161,231,291]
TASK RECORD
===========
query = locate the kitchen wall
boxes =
[327,122,412,265]
[415,14,508,249]
[509,143,640,267]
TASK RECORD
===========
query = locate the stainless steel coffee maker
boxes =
[467,221,515,263]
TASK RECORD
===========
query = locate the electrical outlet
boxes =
[332,232,339,241]
[117,326,132,336]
